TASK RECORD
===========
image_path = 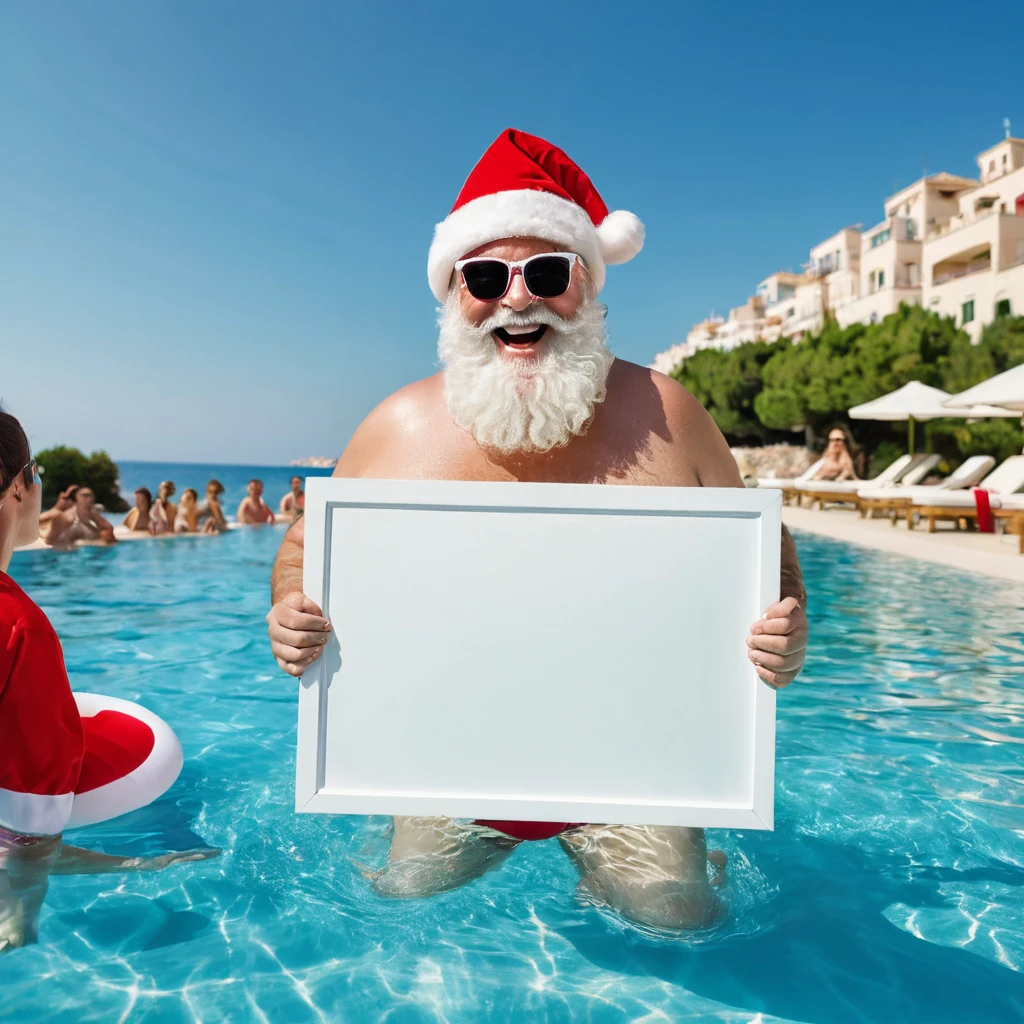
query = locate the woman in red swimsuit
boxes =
[0,409,216,953]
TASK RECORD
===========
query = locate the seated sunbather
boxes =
[809,427,858,481]
[123,487,155,533]
[174,488,199,533]
[196,480,228,533]
[151,481,176,535]
[38,486,78,545]
[48,488,116,549]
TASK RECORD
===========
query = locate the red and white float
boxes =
[67,693,183,828]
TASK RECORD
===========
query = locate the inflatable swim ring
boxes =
[67,693,183,828]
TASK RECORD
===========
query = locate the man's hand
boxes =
[746,596,808,689]
[266,591,331,677]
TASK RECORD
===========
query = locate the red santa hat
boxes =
[427,128,644,302]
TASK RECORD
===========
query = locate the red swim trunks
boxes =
[474,820,584,841]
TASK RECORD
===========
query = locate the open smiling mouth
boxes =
[493,325,549,349]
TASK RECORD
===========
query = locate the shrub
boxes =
[35,446,129,512]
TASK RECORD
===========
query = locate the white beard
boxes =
[437,294,614,453]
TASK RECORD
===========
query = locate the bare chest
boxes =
[358,416,701,488]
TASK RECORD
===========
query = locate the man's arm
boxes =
[265,389,416,676]
[674,381,808,688]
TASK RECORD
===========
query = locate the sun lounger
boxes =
[993,497,1024,554]
[757,458,822,488]
[795,452,928,509]
[913,455,1024,532]
[857,454,991,522]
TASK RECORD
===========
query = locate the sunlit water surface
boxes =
[2,528,1024,1023]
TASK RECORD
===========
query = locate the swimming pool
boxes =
[3,528,1024,1022]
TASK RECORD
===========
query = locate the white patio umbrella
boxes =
[849,381,1017,452]
[942,362,1024,413]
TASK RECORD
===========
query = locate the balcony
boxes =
[925,212,1024,279]
[932,257,992,286]
[927,207,997,240]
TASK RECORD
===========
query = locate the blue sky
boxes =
[2,2,1021,464]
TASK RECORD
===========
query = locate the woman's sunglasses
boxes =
[0,460,39,510]
[20,459,39,488]
[454,253,582,302]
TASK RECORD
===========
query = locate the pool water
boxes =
[3,528,1024,1023]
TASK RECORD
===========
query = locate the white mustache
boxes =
[475,306,577,337]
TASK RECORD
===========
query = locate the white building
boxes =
[652,125,1024,373]
[921,137,1024,340]
[834,172,976,327]
[648,315,724,375]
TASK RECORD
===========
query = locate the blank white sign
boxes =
[297,478,779,830]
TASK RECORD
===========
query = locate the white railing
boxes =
[927,207,1001,240]
[932,258,992,286]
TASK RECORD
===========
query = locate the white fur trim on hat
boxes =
[428,190,606,302]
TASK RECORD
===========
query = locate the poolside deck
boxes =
[783,504,1024,583]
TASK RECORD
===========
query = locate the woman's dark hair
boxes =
[135,487,153,506]
[826,422,858,453]
[0,406,30,493]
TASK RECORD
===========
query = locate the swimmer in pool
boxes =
[0,409,219,952]
[266,130,808,931]
[278,476,304,522]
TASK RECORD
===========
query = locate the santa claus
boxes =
[267,129,808,930]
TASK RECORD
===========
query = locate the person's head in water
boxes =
[134,487,152,513]
[206,480,224,501]
[0,408,42,565]
[158,480,175,502]
[290,476,302,496]
[180,488,197,509]
[429,129,643,455]
[248,479,264,501]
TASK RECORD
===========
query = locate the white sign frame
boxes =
[298,478,780,830]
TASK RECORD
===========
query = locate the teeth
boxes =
[503,324,541,335]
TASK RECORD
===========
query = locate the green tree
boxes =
[671,338,790,443]
[756,305,967,444]
[933,314,1024,463]
[35,445,129,512]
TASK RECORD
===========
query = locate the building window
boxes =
[962,300,975,324]
[995,298,1011,317]
[878,270,885,288]
[870,229,891,248]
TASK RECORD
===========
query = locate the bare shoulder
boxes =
[334,373,446,476]
[614,361,741,487]
[610,360,710,429]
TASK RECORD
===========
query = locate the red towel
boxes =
[973,488,994,532]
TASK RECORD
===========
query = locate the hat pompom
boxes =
[597,210,644,265]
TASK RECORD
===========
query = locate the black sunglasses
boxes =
[454,253,581,302]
